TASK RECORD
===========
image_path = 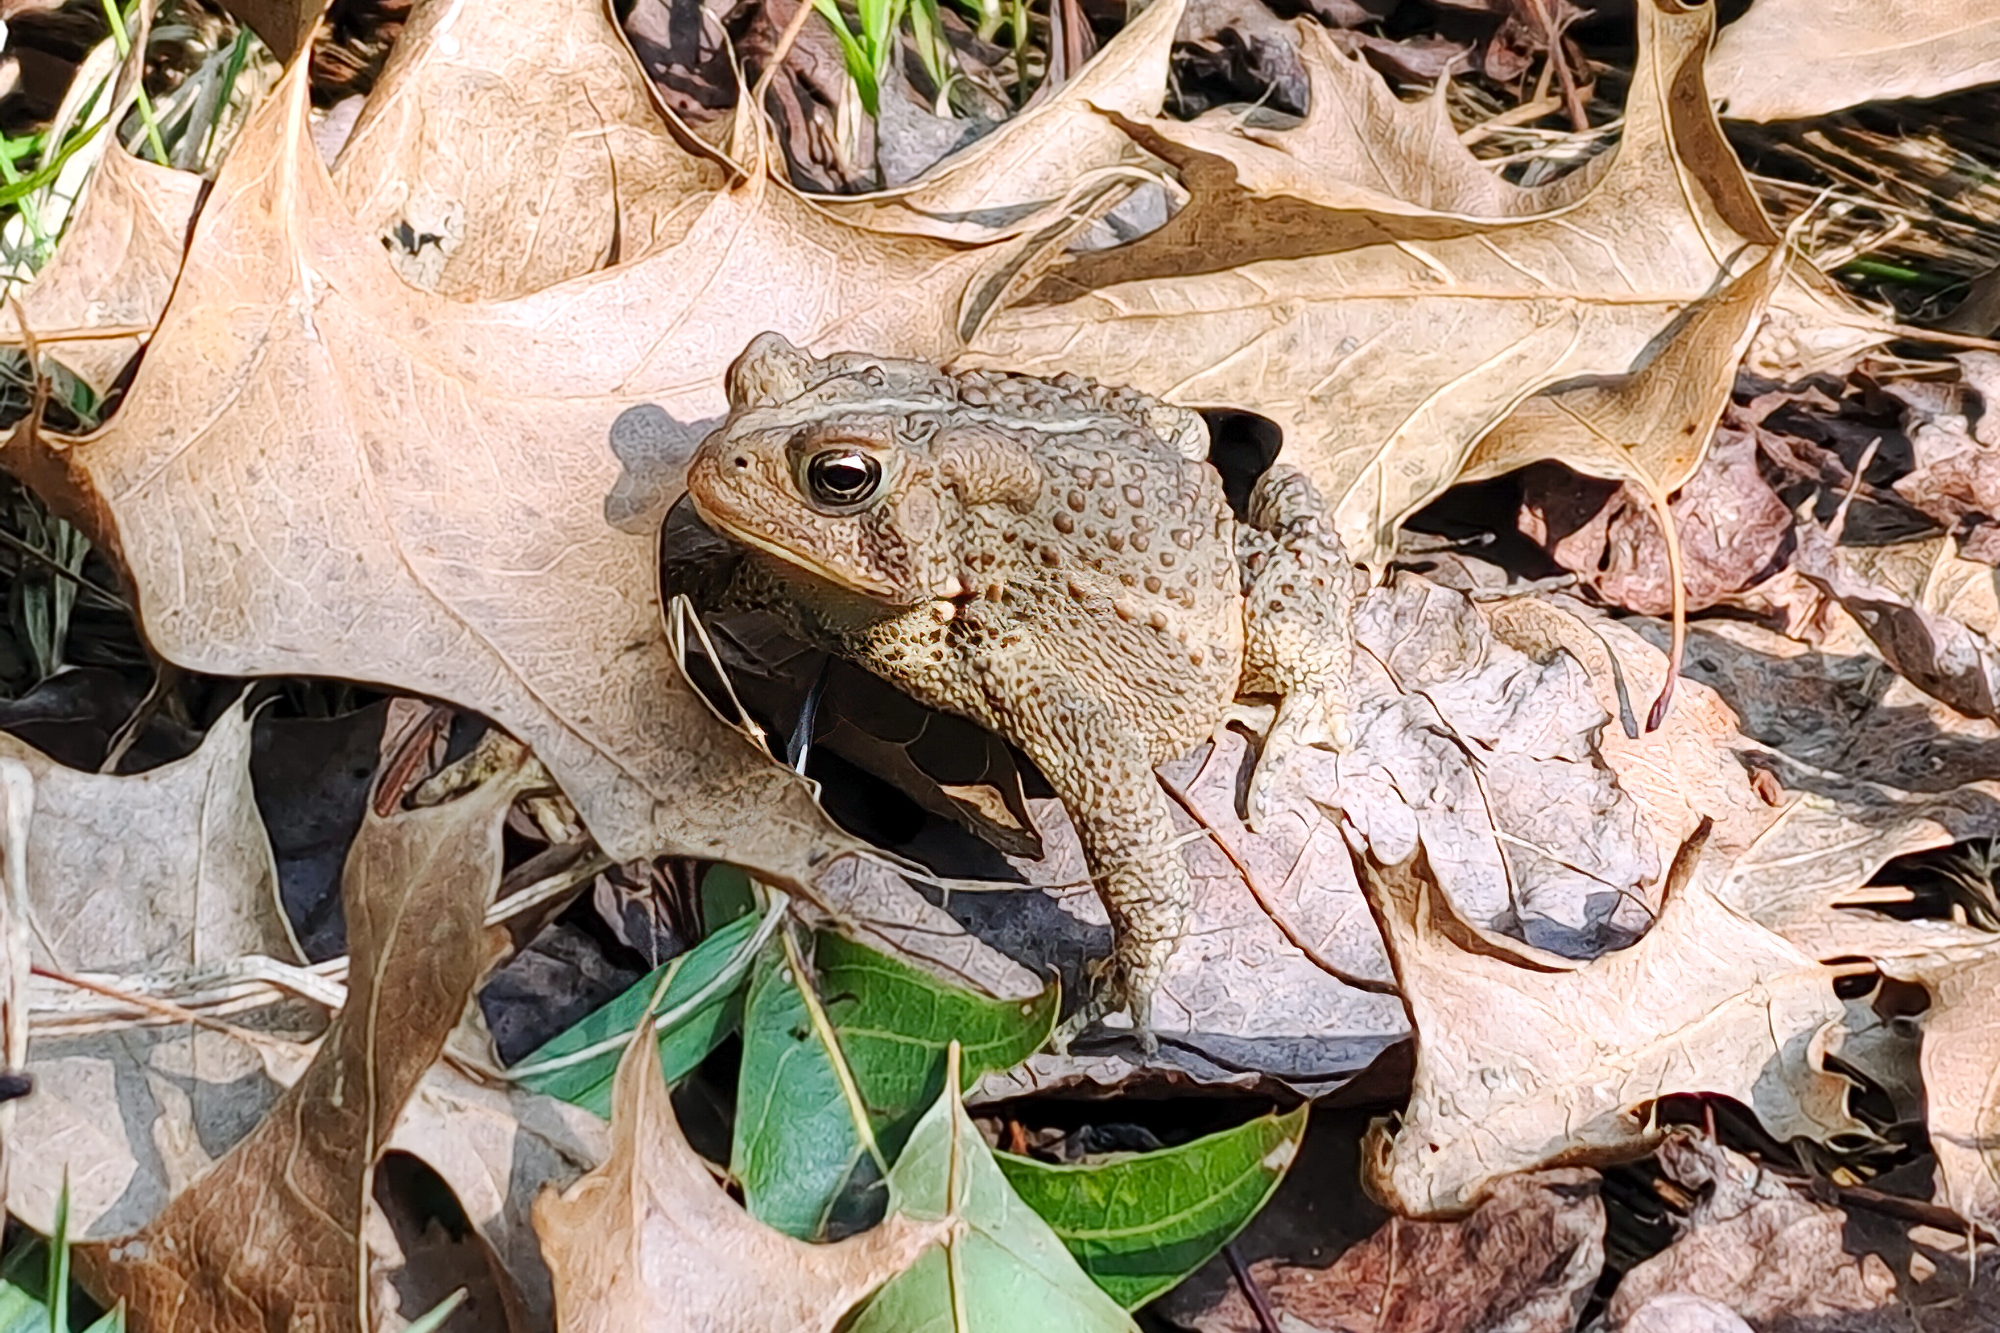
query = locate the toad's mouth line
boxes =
[687,491,921,606]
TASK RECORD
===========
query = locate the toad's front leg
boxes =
[971,652,1189,1055]
[1237,464,1355,831]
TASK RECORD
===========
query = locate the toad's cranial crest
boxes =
[676,331,1356,1053]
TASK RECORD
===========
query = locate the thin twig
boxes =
[1223,1244,1282,1333]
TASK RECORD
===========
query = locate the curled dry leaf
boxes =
[2,143,202,393]
[1516,423,1791,618]
[534,1027,947,1333]
[1354,828,1858,1218]
[1662,616,2000,960]
[1,44,1071,881]
[329,0,722,298]
[1605,1132,1897,1327]
[1794,519,2000,721]
[10,702,297,1235]
[966,1,1865,563]
[1708,0,2000,124]
[72,741,535,1331]
[209,0,322,64]
[1466,245,1788,727]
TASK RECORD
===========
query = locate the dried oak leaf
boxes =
[72,744,534,1331]
[535,1027,946,1332]
[9,702,299,1235]
[3,143,202,393]
[1605,1133,1897,1327]
[965,1,1873,562]
[1354,830,1859,1218]
[1708,0,2000,123]
[1878,942,2000,1238]
[1468,243,1788,723]
[1483,596,1778,871]
[1516,424,1790,617]
[6,51,1068,878]
[328,0,723,297]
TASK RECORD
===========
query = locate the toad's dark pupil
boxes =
[807,451,881,505]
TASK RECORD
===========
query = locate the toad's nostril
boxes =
[733,456,748,469]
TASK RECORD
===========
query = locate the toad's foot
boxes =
[1049,938,1169,1057]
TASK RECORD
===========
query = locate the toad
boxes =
[679,333,1355,1050]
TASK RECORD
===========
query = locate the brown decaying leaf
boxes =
[72,749,533,1331]
[328,0,722,298]
[2,45,1057,878]
[535,1025,946,1333]
[1708,0,2000,124]
[3,143,203,392]
[965,0,1845,566]
[1605,1132,1897,1326]
[1354,826,1858,1218]
[1186,1170,1603,1333]
[1466,245,1788,728]
[1880,943,2000,1237]
[1517,425,1790,618]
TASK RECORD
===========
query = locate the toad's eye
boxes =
[804,449,883,508]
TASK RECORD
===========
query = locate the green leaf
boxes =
[0,1177,124,1333]
[811,0,882,116]
[842,1048,1137,1333]
[702,862,757,930]
[733,929,1058,1239]
[510,907,770,1117]
[995,1106,1308,1309]
[0,119,105,209]
[0,1257,52,1333]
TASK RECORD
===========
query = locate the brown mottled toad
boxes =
[681,333,1354,1050]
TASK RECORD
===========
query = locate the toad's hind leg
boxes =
[1237,464,1355,831]
[971,652,1189,1055]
